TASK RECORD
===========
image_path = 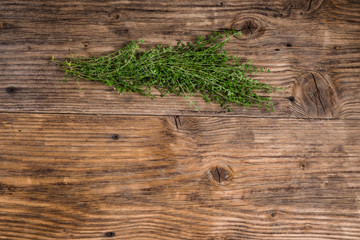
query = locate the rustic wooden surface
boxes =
[0,0,360,239]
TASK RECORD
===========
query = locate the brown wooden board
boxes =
[1,0,360,239]
[1,0,359,118]
[0,113,359,239]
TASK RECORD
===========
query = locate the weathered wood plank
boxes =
[1,0,359,118]
[0,112,359,239]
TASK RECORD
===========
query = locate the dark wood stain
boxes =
[0,0,360,239]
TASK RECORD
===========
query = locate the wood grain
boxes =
[1,0,359,118]
[0,113,359,239]
[1,0,360,239]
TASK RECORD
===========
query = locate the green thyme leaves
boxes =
[54,30,280,112]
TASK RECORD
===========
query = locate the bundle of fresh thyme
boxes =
[54,30,281,112]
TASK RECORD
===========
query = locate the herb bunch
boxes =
[54,30,280,112]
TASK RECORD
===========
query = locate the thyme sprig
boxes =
[54,30,281,112]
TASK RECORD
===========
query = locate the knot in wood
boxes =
[5,86,17,94]
[291,72,339,118]
[112,134,119,140]
[104,231,116,237]
[303,224,312,230]
[231,17,264,40]
[209,166,232,184]
[108,10,127,22]
[284,0,327,16]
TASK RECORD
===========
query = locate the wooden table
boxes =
[1,0,359,239]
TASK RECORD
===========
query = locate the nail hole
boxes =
[5,86,17,93]
[112,134,119,140]
[287,96,295,102]
[271,212,277,217]
[275,48,280,51]
[104,232,116,237]
[300,161,308,170]
[286,43,292,47]
[109,11,123,22]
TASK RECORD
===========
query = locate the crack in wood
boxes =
[215,167,221,183]
[173,116,181,130]
[292,72,339,118]
[210,166,231,184]
[311,72,326,114]
[306,0,314,12]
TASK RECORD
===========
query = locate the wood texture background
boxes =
[0,0,359,239]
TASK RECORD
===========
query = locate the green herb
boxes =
[53,30,281,112]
